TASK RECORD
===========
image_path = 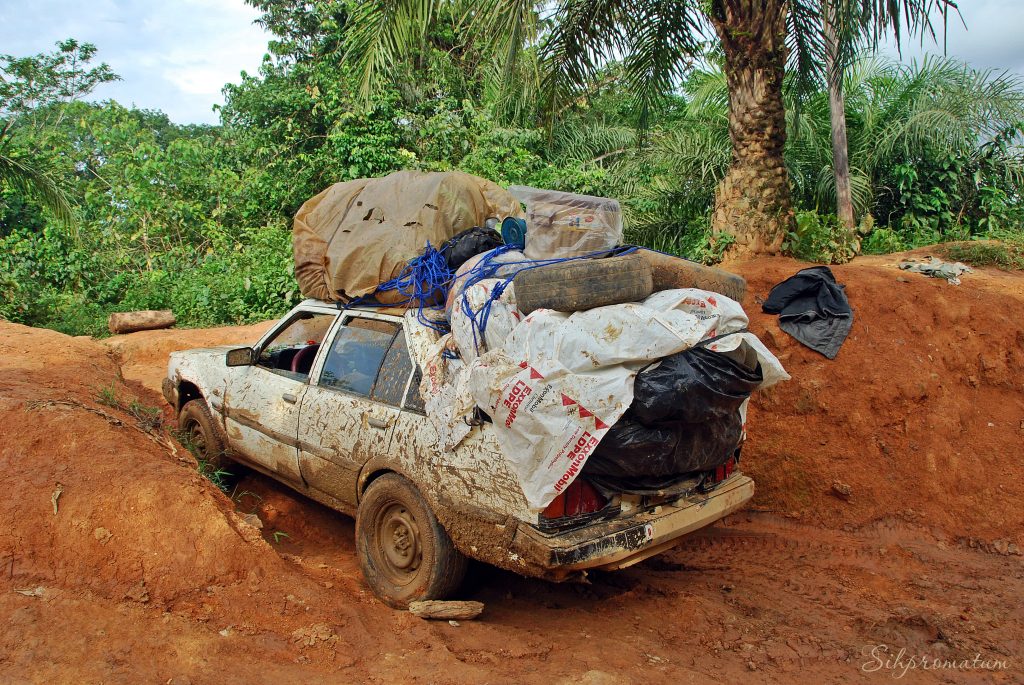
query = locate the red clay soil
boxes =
[1,252,1022,684]
[737,252,1024,543]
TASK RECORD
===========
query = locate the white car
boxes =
[164,300,755,607]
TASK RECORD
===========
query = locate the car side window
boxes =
[404,366,427,414]
[319,317,399,396]
[256,311,336,381]
[371,330,413,407]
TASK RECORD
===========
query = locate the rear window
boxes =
[319,318,399,396]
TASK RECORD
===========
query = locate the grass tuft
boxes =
[940,241,1024,270]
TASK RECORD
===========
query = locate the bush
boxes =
[861,227,907,255]
[783,211,859,264]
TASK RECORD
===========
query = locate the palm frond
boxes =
[537,0,628,128]
[0,153,77,231]
[620,0,704,131]
[345,0,441,100]
[787,0,826,94]
[465,0,539,87]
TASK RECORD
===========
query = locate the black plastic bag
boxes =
[581,343,762,482]
[632,346,762,426]
[583,411,743,479]
[440,226,504,272]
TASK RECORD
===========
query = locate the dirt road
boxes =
[1,253,1022,683]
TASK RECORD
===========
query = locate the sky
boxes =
[878,0,1024,75]
[1,0,1023,126]
[0,0,273,125]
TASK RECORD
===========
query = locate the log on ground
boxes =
[108,310,176,334]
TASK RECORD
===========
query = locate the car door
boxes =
[223,309,337,483]
[297,314,413,506]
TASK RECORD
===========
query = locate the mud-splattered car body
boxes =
[164,300,755,580]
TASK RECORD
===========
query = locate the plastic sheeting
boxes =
[465,289,789,511]
[293,171,520,302]
[450,279,522,362]
[508,186,623,260]
[440,226,504,272]
[584,412,743,478]
[444,248,524,319]
[631,345,763,426]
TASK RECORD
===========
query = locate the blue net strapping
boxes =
[454,245,639,354]
[345,240,649,352]
[347,241,454,333]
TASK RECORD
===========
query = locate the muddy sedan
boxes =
[163,300,754,606]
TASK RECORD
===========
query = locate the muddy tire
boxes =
[513,252,654,314]
[356,473,467,608]
[178,398,229,470]
[637,249,747,303]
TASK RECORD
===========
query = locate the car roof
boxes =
[299,298,408,320]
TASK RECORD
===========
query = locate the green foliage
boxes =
[3,21,1024,334]
[940,241,1024,270]
[0,39,121,229]
[623,56,1024,262]
[861,228,906,255]
[784,211,859,264]
[96,383,120,408]
[197,460,234,493]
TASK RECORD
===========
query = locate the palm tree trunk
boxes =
[708,0,793,257]
[824,8,855,229]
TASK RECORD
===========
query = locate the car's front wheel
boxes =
[178,398,229,470]
[356,473,467,607]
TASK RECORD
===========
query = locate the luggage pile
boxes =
[293,171,788,511]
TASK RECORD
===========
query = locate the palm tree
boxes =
[344,0,955,256]
[630,56,1024,238]
[820,0,957,233]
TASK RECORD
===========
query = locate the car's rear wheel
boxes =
[178,398,229,470]
[356,473,467,607]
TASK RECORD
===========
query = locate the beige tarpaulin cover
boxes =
[293,170,521,302]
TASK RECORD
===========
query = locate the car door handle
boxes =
[367,416,390,430]
[282,393,298,404]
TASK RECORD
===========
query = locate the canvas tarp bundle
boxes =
[293,170,521,302]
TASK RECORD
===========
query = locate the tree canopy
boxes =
[1,3,1021,337]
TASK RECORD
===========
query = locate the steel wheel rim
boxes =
[373,502,422,585]
[183,417,208,456]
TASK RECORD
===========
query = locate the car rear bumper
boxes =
[512,474,754,578]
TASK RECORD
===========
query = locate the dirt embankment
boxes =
[1,252,1022,684]
[736,253,1024,544]
[103,320,274,395]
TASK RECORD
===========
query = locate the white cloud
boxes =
[0,0,273,124]
[879,0,1024,75]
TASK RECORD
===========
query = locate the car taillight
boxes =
[714,457,736,483]
[542,479,607,520]
[701,455,737,492]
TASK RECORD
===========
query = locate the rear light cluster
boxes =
[539,479,611,530]
[713,457,736,483]
[700,454,738,492]
[543,479,606,518]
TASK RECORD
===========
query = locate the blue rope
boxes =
[453,245,639,353]
[349,241,454,333]
[346,239,653,350]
